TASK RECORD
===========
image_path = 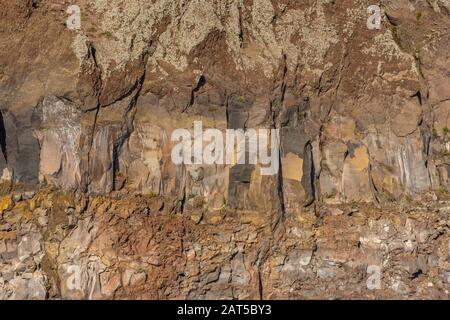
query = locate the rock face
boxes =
[0,0,449,299]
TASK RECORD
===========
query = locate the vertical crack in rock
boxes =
[273,55,288,221]
[84,44,103,194]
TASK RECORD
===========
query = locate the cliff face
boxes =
[0,0,449,299]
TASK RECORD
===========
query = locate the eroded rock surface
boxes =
[0,0,449,299]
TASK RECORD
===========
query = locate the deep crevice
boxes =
[0,110,8,163]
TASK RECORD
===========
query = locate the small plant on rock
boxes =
[415,11,422,20]
[432,128,438,139]
[237,95,246,103]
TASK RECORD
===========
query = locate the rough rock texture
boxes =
[0,0,449,299]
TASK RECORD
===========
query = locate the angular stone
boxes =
[390,99,422,137]
[342,145,372,202]
[17,233,42,262]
